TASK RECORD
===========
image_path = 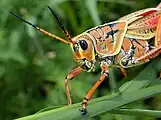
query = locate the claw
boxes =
[79,107,87,116]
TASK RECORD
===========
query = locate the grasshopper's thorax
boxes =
[70,33,96,72]
[70,21,128,71]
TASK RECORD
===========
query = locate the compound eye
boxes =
[79,40,88,50]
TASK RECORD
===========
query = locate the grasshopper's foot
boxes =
[79,107,87,116]
[80,99,88,115]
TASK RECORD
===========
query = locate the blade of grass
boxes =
[109,108,161,117]
[120,57,161,93]
[99,0,136,7]
[85,0,101,25]
[16,84,161,120]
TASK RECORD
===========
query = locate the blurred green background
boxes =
[0,0,161,120]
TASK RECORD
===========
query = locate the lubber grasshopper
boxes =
[10,4,161,115]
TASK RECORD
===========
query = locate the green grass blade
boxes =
[16,84,161,120]
[85,0,101,25]
[110,108,161,117]
[120,57,161,92]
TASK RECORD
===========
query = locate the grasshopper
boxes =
[10,4,161,115]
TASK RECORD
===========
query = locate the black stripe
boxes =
[84,97,89,101]
[9,12,37,29]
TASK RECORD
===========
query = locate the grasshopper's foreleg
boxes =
[80,62,109,115]
[65,67,83,105]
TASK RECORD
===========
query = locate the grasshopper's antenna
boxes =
[9,12,69,44]
[47,6,73,43]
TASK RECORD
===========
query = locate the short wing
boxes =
[119,8,159,22]
[125,8,161,40]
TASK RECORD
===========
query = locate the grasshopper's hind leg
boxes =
[136,46,161,63]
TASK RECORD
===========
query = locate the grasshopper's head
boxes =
[70,34,96,72]
[9,6,96,72]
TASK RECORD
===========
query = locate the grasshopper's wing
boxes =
[86,20,128,56]
[119,8,159,22]
[124,8,161,40]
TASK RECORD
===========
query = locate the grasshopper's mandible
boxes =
[10,3,161,115]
